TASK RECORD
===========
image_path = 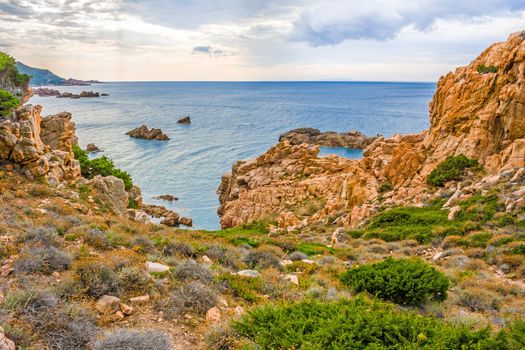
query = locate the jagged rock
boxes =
[128,209,150,224]
[217,32,525,230]
[86,143,101,152]
[128,185,143,207]
[154,194,178,201]
[160,212,180,227]
[126,125,169,141]
[236,270,260,278]
[95,295,121,314]
[178,216,193,227]
[32,87,61,97]
[284,274,299,285]
[177,116,191,124]
[0,105,80,182]
[280,128,379,148]
[91,175,128,216]
[0,326,15,350]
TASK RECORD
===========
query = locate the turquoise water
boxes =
[318,147,363,159]
[28,82,435,229]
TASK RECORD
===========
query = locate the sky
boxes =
[1,0,524,82]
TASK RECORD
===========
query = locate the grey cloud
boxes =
[291,0,525,46]
[192,46,232,56]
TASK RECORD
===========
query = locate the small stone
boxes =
[236,270,260,278]
[433,251,443,261]
[120,303,133,315]
[0,326,16,350]
[177,116,191,124]
[448,206,461,220]
[280,259,293,266]
[301,259,316,265]
[129,295,150,304]
[205,306,222,323]
[234,306,245,317]
[284,274,299,285]
[95,295,121,314]
[146,261,170,273]
[52,271,60,277]
[115,310,125,320]
[202,255,212,264]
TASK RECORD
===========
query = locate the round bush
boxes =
[341,258,449,305]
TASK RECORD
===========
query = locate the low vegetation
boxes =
[477,64,498,74]
[72,144,133,190]
[341,258,449,305]
[427,154,480,187]
[231,297,524,349]
[93,329,171,350]
[0,90,19,117]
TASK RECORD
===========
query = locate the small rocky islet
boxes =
[0,33,524,349]
[126,124,170,141]
[32,87,107,99]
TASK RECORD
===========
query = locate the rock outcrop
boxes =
[177,116,191,124]
[86,143,101,153]
[0,326,15,350]
[142,204,192,227]
[0,105,80,184]
[92,175,128,216]
[217,32,525,230]
[126,125,169,141]
[279,128,379,149]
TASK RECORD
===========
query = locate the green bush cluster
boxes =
[427,154,479,187]
[477,64,498,73]
[232,297,524,349]
[0,52,30,86]
[0,89,19,117]
[341,258,449,305]
[72,144,133,190]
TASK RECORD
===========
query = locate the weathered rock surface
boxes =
[177,116,191,124]
[55,90,102,99]
[0,326,15,350]
[92,175,128,216]
[218,32,525,229]
[280,128,379,149]
[0,105,80,183]
[126,125,169,141]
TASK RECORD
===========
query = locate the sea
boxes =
[28,82,436,230]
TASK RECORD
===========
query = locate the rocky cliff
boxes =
[218,32,525,230]
[279,128,379,148]
[0,105,80,184]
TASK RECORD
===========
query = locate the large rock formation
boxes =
[126,125,169,141]
[0,105,80,184]
[217,32,525,229]
[92,175,128,216]
[279,128,379,149]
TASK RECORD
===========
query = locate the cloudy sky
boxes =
[1,0,524,81]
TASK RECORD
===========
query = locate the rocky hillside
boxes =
[16,62,101,86]
[218,32,525,231]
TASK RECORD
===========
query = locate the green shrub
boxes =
[0,89,19,117]
[510,244,525,255]
[72,144,133,190]
[74,260,119,297]
[477,64,498,73]
[341,258,449,305]
[427,154,479,187]
[232,297,512,349]
[218,273,264,302]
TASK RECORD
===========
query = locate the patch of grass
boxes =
[156,281,217,318]
[218,273,264,302]
[74,260,119,297]
[427,154,479,187]
[173,260,213,284]
[242,250,281,270]
[296,243,334,256]
[341,258,449,305]
[72,144,133,190]
[232,297,514,349]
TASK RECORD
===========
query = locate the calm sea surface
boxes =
[29,82,435,229]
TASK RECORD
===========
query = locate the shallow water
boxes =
[29,82,435,229]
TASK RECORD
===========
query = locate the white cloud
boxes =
[291,0,525,45]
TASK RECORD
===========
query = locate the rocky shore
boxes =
[279,128,379,149]
[217,32,525,230]
[126,125,169,141]
[32,88,107,98]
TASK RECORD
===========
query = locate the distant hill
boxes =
[15,62,101,86]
